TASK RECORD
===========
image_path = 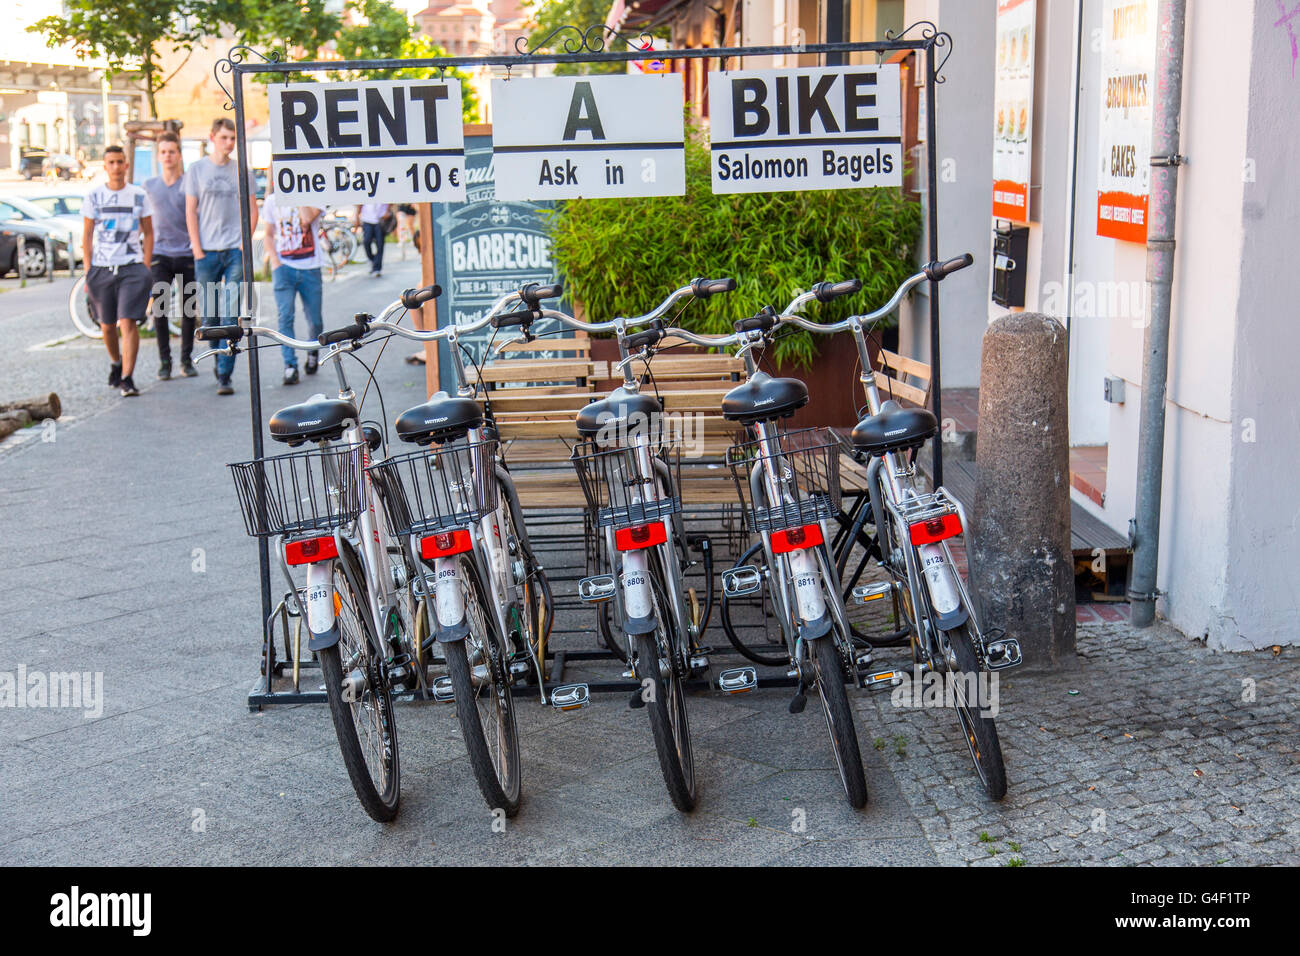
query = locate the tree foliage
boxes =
[524,0,662,75]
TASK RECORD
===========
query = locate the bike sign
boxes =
[268,79,467,205]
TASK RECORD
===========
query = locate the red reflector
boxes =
[770,523,824,554]
[615,521,667,551]
[285,535,339,565]
[420,528,473,559]
[909,512,963,545]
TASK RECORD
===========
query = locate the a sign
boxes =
[490,74,685,201]
[992,0,1035,221]
[268,79,466,205]
[430,134,570,392]
[1097,0,1158,242]
[708,64,902,194]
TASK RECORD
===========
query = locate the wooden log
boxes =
[0,409,32,427]
[0,393,61,421]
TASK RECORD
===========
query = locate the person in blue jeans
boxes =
[185,118,258,395]
[262,181,323,385]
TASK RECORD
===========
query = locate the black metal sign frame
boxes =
[215,22,955,707]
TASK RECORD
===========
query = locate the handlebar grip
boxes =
[400,285,442,310]
[491,309,533,330]
[624,327,665,351]
[319,313,371,345]
[520,281,563,307]
[691,277,737,299]
[196,325,243,343]
[812,278,863,303]
[924,253,975,281]
[733,305,779,334]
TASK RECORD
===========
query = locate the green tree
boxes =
[28,0,215,118]
[334,0,413,63]
[525,0,662,75]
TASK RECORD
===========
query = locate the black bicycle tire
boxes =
[811,634,868,809]
[443,555,522,816]
[634,625,697,813]
[719,542,789,667]
[946,623,1008,800]
[318,543,401,822]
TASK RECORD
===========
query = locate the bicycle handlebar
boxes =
[400,284,442,310]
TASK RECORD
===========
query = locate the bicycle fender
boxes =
[435,617,471,643]
[307,624,340,651]
[623,613,657,637]
[933,605,969,631]
[800,611,833,640]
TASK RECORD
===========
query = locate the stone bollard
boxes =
[970,312,1076,670]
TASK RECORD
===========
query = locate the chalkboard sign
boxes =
[430,131,569,393]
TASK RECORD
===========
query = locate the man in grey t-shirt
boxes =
[186,117,258,396]
[143,131,195,380]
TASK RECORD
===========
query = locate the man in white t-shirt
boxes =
[263,173,323,385]
[82,144,154,398]
[353,202,390,277]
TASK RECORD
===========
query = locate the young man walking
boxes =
[353,202,390,277]
[142,131,196,380]
[186,118,258,396]
[262,174,324,385]
[82,145,153,398]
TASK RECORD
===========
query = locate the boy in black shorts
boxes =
[82,145,154,397]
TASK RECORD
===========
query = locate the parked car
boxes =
[0,220,73,278]
[0,195,83,266]
[26,193,85,220]
[17,147,48,180]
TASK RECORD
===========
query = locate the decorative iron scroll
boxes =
[885,21,953,83]
[516,24,656,57]
[214,45,282,109]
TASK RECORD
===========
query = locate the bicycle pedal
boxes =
[431,676,455,702]
[688,653,710,671]
[721,565,763,598]
[788,690,807,714]
[717,666,757,695]
[984,637,1023,670]
[577,574,617,603]
[550,683,590,711]
[864,668,907,690]
[851,582,892,604]
[855,648,874,671]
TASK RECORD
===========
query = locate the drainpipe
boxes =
[1129,0,1188,627]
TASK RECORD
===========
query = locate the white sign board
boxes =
[992,0,1035,221]
[708,65,902,194]
[490,73,685,201]
[1096,0,1157,243]
[269,79,466,205]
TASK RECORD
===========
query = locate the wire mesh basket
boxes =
[725,427,842,533]
[365,437,499,537]
[570,440,681,529]
[228,442,366,538]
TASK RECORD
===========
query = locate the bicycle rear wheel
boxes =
[443,555,522,816]
[69,274,102,339]
[810,633,868,809]
[318,546,401,822]
[946,623,1007,800]
[633,553,697,812]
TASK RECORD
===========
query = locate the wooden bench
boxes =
[837,346,935,494]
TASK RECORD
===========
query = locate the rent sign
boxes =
[489,73,686,201]
[708,64,902,194]
[268,79,466,204]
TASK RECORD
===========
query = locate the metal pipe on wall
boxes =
[1129,0,1188,627]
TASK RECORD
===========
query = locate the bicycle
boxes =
[312,282,560,816]
[319,213,360,272]
[70,271,180,341]
[750,254,1022,800]
[504,279,734,812]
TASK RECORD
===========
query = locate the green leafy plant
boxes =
[546,118,921,366]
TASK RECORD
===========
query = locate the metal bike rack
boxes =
[217,22,958,710]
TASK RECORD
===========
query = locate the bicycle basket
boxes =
[365,437,499,537]
[570,440,681,529]
[725,427,842,533]
[228,442,366,538]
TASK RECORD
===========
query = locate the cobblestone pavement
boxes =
[858,621,1300,866]
[1,257,1295,865]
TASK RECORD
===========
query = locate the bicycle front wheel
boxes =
[810,634,868,809]
[68,274,102,339]
[319,551,401,822]
[443,555,522,816]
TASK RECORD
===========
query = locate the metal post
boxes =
[1130,0,1187,627]
[232,67,277,682]
[45,234,54,283]
[16,235,27,287]
[826,1,846,66]
[924,38,943,489]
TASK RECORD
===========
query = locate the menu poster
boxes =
[1097,0,1158,242]
[992,0,1035,221]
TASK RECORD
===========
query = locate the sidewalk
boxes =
[0,262,1295,865]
